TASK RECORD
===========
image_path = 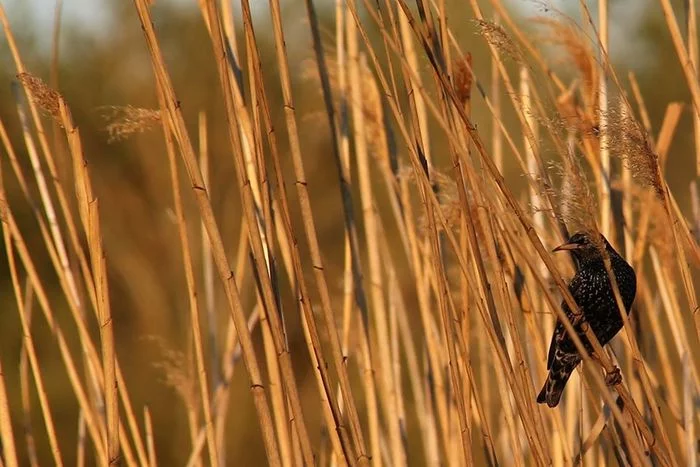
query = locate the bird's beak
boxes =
[552,241,580,253]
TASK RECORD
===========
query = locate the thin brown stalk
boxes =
[339,8,381,465]
[198,111,219,397]
[1,7,150,463]
[203,2,324,464]
[393,6,454,457]
[348,20,404,466]
[491,15,503,173]
[144,407,156,467]
[132,1,282,464]
[597,0,611,238]
[1,230,66,466]
[689,0,700,177]
[267,0,373,462]
[0,358,18,467]
[57,97,120,466]
[17,284,39,467]
[159,95,219,466]
[0,154,115,465]
[362,2,671,462]
[213,222,250,459]
[580,0,700,344]
[657,0,700,124]
[0,1,696,464]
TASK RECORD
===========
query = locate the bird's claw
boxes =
[605,367,622,386]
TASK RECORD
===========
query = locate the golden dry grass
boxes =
[0,1,698,466]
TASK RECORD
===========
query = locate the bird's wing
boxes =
[546,323,560,369]
[547,279,584,370]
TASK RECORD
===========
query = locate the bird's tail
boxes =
[537,362,577,408]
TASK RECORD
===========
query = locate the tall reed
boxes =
[0,1,697,466]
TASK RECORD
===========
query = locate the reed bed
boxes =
[0,0,698,465]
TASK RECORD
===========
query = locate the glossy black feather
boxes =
[537,232,637,408]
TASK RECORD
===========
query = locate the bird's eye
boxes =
[573,234,587,245]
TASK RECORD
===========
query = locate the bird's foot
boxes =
[605,366,622,386]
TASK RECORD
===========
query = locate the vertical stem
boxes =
[0,358,18,467]
[349,19,404,461]
[689,0,700,176]
[491,14,503,173]
[162,106,219,466]
[598,0,611,238]
[198,112,219,396]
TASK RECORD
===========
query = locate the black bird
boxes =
[537,231,637,408]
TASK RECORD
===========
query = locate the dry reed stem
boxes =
[657,0,700,124]
[144,407,156,467]
[237,0,363,463]
[241,1,369,462]
[197,110,220,398]
[2,8,150,463]
[211,223,250,461]
[132,1,283,464]
[347,19,404,465]
[268,0,378,462]
[2,112,147,465]
[578,0,699,351]
[364,1,671,463]
[392,8,458,458]
[0,357,18,467]
[0,0,696,465]
[450,42,496,467]
[3,11,101,323]
[689,0,700,178]
[58,96,121,466]
[363,1,551,462]
[17,284,40,467]
[189,306,261,466]
[158,92,219,465]
[469,2,569,244]
[0,138,118,467]
[333,20,357,455]
[0,221,68,466]
[597,0,611,239]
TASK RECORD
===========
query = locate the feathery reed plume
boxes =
[357,56,389,169]
[604,101,664,197]
[99,105,162,142]
[431,169,463,232]
[150,337,197,410]
[533,17,599,116]
[554,82,585,132]
[549,154,599,242]
[475,20,523,64]
[17,72,62,123]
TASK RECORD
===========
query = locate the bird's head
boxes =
[553,231,610,264]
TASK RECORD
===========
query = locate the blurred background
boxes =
[0,0,697,464]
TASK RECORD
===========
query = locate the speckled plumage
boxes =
[537,232,637,408]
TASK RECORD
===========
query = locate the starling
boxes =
[537,231,637,408]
